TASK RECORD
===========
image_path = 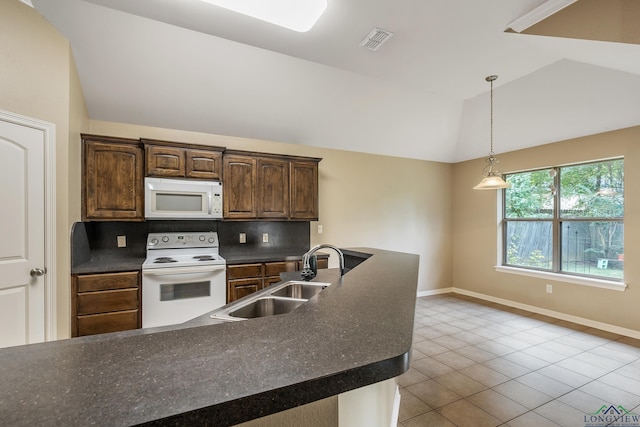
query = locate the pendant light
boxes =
[473,75,510,190]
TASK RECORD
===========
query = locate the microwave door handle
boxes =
[208,193,212,215]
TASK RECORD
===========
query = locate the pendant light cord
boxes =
[486,75,497,156]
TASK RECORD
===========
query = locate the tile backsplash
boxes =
[71,220,310,267]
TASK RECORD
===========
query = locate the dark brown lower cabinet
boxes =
[226,259,328,303]
[72,271,141,337]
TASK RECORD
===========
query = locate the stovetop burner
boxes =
[153,257,177,264]
[142,232,226,270]
[193,255,216,261]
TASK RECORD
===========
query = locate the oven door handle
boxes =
[142,264,226,276]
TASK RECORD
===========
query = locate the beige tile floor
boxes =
[398,294,640,427]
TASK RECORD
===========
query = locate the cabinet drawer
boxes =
[77,310,139,336]
[77,288,139,315]
[317,257,329,269]
[76,272,139,293]
[226,263,264,279]
[264,261,297,276]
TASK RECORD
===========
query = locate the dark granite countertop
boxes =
[1,248,419,426]
[71,250,328,273]
[71,253,146,274]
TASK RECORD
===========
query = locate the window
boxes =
[503,158,624,281]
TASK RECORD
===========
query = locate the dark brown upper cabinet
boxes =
[290,160,319,220]
[223,153,257,219]
[82,134,144,221]
[257,157,289,218]
[223,150,320,221]
[81,134,319,222]
[142,139,224,180]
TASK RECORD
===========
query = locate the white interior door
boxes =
[0,111,51,348]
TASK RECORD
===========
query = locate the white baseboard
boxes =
[417,287,454,298]
[416,287,640,339]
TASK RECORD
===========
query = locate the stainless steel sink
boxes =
[268,281,329,299]
[210,280,331,321]
[229,296,306,319]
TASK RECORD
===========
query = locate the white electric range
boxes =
[142,232,226,328]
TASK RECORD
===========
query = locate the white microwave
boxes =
[145,177,223,220]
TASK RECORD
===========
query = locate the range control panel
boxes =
[146,232,218,249]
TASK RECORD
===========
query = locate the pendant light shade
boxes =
[473,75,510,190]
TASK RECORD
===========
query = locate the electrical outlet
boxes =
[317,224,323,234]
[262,233,269,243]
[546,284,553,294]
[117,235,126,248]
[239,233,246,244]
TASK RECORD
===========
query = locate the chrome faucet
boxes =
[301,244,345,281]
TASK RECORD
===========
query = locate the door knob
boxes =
[30,267,46,277]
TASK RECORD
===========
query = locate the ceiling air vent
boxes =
[359,28,394,51]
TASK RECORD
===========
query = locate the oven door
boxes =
[142,264,226,328]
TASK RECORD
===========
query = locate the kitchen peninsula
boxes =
[0,248,418,426]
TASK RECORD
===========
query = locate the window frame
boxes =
[501,158,624,285]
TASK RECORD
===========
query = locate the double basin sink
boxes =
[210,280,331,321]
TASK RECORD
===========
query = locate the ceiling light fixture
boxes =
[200,0,327,32]
[473,75,510,190]
[507,0,578,33]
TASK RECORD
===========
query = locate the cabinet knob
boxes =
[30,267,46,277]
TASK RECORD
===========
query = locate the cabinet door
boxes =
[223,155,257,219]
[84,139,144,221]
[186,149,222,180]
[145,145,185,177]
[257,158,289,218]
[290,160,319,220]
[264,276,282,288]
[227,278,263,303]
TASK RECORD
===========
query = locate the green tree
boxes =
[561,160,624,260]
[505,169,554,218]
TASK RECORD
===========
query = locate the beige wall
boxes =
[1,0,89,339]
[89,120,454,294]
[453,126,640,331]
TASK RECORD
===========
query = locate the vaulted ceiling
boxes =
[32,0,640,162]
